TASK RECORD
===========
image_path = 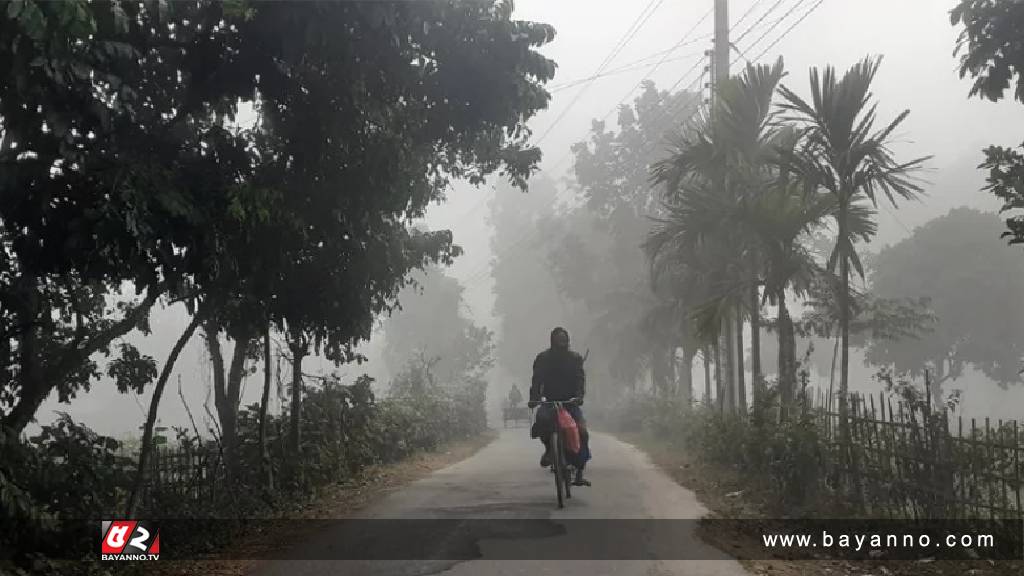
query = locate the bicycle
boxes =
[531,397,580,509]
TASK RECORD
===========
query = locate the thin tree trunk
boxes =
[749,283,762,404]
[724,314,736,414]
[205,323,250,480]
[838,199,851,441]
[679,350,693,408]
[778,291,796,422]
[829,335,839,413]
[260,323,273,491]
[929,358,950,411]
[703,348,712,406]
[223,329,249,475]
[127,314,202,516]
[714,340,724,414]
[288,331,308,454]
[736,313,746,414]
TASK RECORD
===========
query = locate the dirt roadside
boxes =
[616,432,1022,576]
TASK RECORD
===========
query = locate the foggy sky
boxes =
[39,0,1024,438]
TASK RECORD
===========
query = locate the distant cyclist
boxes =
[528,327,592,487]
[508,383,523,408]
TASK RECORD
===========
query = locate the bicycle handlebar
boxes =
[530,398,580,407]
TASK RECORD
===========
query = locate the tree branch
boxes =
[126,311,203,517]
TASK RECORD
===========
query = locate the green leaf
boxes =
[7,0,24,20]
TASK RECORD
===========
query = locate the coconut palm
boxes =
[777,56,929,426]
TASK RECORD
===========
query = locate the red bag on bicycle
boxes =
[557,406,581,454]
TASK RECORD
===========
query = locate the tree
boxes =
[952,1,1024,248]
[866,208,1024,404]
[563,81,700,398]
[1,0,557,443]
[778,56,929,427]
[649,59,788,411]
[489,176,567,383]
[0,0,243,434]
[382,265,494,388]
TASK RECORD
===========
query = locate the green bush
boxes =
[0,366,488,573]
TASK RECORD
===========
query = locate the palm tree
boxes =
[650,58,788,412]
[777,56,929,428]
[747,179,877,419]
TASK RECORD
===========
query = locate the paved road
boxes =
[251,428,750,576]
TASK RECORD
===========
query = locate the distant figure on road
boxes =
[528,326,592,486]
[508,384,523,408]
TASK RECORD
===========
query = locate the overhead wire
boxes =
[539,7,715,199]
[460,0,828,289]
[445,0,669,228]
[732,0,786,46]
[460,12,733,287]
[549,46,708,94]
[533,0,667,146]
[746,0,827,63]
[732,0,810,67]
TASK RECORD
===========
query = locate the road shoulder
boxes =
[612,431,1021,576]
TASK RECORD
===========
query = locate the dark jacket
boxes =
[530,348,585,402]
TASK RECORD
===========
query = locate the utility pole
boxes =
[712,0,737,413]
[712,0,730,117]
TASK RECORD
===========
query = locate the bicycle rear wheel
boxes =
[549,431,564,508]
[562,437,572,500]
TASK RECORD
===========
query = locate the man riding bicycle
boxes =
[528,327,592,487]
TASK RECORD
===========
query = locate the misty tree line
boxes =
[489,1,1024,428]
[0,0,557,570]
[474,0,1024,519]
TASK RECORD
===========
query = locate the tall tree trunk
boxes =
[204,323,251,480]
[288,330,308,454]
[678,350,693,408]
[652,346,670,397]
[749,283,762,404]
[724,314,736,414]
[703,348,712,406]
[829,336,839,407]
[777,291,796,422]
[714,339,724,414]
[260,323,273,491]
[929,358,950,411]
[127,314,202,516]
[735,313,746,414]
[838,199,851,441]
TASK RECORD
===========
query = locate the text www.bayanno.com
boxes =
[762,531,996,552]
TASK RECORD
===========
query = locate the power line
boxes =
[536,8,714,189]
[533,0,667,146]
[732,0,809,66]
[454,7,712,226]
[598,8,713,127]
[733,0,768,30]
[732,0,786,46]
[461,5,764,287]
[746,0,827,63]
[446,0,671,227]
[459,0,798,288]
[550,47,707,94]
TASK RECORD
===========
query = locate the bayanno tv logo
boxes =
[100,520,160,561]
